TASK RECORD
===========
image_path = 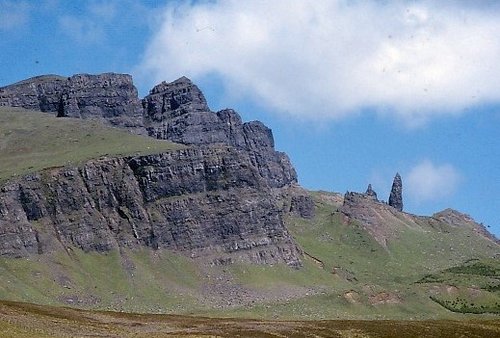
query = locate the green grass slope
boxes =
[0,188,497,320]
[0,248,205,314]
[418,259,500,314]
[217,192,499,319]
[0,107,183,183]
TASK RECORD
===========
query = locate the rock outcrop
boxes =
[0,148,302,266]
[0,73,145,134]
[433,209,499,243]
[0,72,308,267]
[388,173,403,211]
[289,194,315,219]
[365,184,378,201]
[143,77,275,152]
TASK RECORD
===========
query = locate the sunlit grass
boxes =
[0,107,184,183]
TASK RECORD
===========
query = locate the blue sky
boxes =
[0,0,499,236]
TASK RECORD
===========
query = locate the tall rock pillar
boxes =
[388,173,403,211]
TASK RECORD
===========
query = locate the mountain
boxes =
[0,73,498,319]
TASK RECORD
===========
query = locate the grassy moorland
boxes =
[0,107,183,183]
[0,300,499,338]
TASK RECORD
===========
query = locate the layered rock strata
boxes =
[0,73,145,134]
[0,148,302,266]
[0,73,308,267]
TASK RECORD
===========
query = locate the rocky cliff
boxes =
[143,77,275,152]
[0,73,312,267]
[0,148,303,266]
[0,74,279,154]
[0,73,144,134]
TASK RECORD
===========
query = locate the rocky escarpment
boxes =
[0,72,312,267]
[143,77,276,153]
[0,74,279,152]
[0,147,302,266]
[0,73,144,134]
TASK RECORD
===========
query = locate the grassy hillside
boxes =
[0,107,183,183]
[0,107,498,321]
[0,190,497,320]
[0,249,204,314]
[418,259,500,314]
[215,192,499,319]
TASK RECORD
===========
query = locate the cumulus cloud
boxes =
[139,0,500,125]
[406,160,461,202]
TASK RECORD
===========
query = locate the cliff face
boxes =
[0,147,302,266]
[143,77,274,152]
[0,73,144,134]
[0,73,311,267]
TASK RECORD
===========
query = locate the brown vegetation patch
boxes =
[1,300,500,338]
[368,292,401,305]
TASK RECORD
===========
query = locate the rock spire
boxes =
[365,184,378,201]
[388,173,403,211]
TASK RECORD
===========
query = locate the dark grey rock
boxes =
[290,194,315,219]
[388,173,403,211]
[0,150,301,266]
[0,73,145,134]
[0,75,67,112]
[0,73,303,267]
[59,74,144,133]
[142,77,275,153]
[365,184,378,201]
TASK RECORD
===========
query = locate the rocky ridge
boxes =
[0,73,313,266]
[0,73,144,134]
[341,180,497,247]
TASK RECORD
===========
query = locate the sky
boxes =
[0,0,499,237]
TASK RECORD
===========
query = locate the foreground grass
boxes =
[0,249,203,314]
[0,107,183,183]
[0,300,499,338]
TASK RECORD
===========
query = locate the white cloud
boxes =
[0,1,30,31]
[406,160,461,202]
[139,0,500,125]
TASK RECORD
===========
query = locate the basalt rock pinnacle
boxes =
[388,173,403,211]
[365,184,378,201]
